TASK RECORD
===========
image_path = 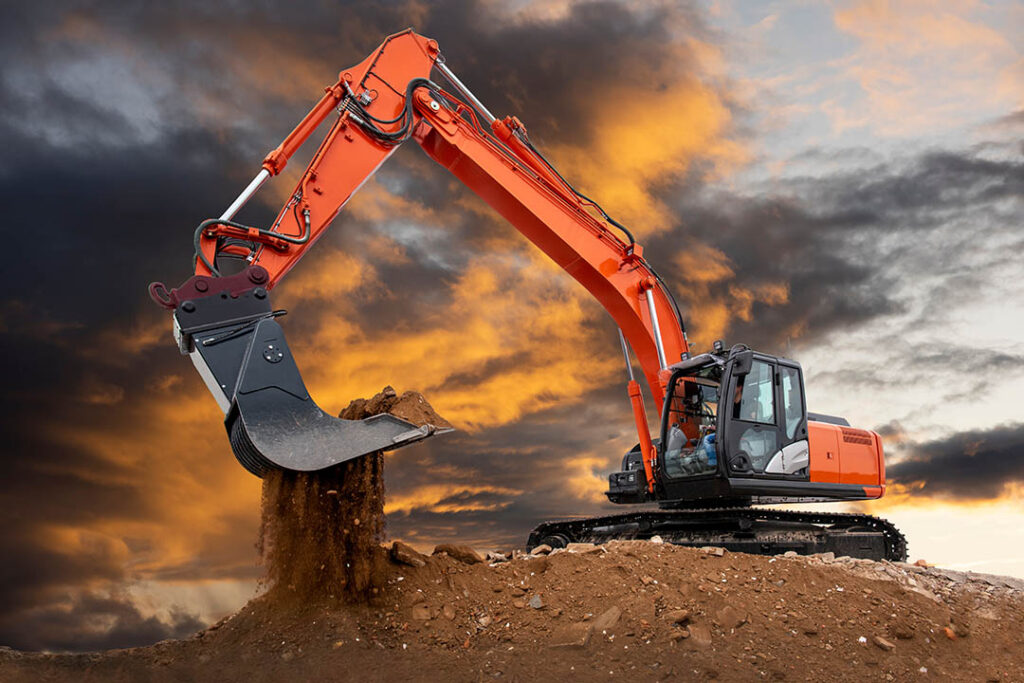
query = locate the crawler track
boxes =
[527,508,907,562]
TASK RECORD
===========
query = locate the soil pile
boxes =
[3,542,1022,682]
[259,386,450,603]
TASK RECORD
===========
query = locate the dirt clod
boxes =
[432,544,483,564]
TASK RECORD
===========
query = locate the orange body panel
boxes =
[808,421,884,496]
[807,421,840,484]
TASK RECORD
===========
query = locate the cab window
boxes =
[732,360,775,425]
[780,366,804,440]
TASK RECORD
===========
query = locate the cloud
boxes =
[831,0,1021,135]
[647,142,1023,350]
[887,423,1024,501]
[0,590,203,653]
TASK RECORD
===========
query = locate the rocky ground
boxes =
[2,541,1022,682]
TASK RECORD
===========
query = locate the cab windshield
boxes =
[663,363,721,478]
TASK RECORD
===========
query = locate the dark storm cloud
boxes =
[887,423,1024,500]
[651,144,1023,351]
[0,592,204,653]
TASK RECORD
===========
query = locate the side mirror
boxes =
[731,350,754,376]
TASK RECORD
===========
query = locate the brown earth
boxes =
[2,543,1021,682]
[2,388,1022,681]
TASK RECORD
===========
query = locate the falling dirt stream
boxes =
[257,386,451,603]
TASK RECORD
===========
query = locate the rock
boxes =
[411,604,432,621]
[592,606,622,632]
[700,546,726,557]
[391,541,427,568]
[530,544,553,555]
[641,576,655,585]
[873,636,896,652]
[650,535,664,544]
[433,544,483,565]
[714,605,747,631]
[549,622,593,649]
[565,542,602,554]
[478,615,492,627]
[888,621,916,640]
[950,618,971,638]
[913,559,931,568]
[486,551,508,563]
[512,599,526,609]
[783,551,798,558]
[526,556,551,574]
[687,623,712,649]
[671,628,690,642]
[529,595,544,610]
[943,627,957,640]
[442,604,456,620]
[662,609,691,625]
[818,552,835,562]
[908,585,941,604]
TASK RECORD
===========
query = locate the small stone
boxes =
[714,605,747,631]
[391,541,427,568]
[433,544,483,564]
[530,544,553,555]
[513,599,526,609]
[442,604,456,620]
[671,628,690,642]
[818,552,835,562]
[649,535,664,544]
[873,636,896,652]
[592,606,622,632]
[565,542,602,554]
[641,576,655,585]
[943,626,957,640]
[687,623,712,649]
[486,551,508,563]
[700,546,726,557]
[913,559,931,567]
[478,615,492,627]
[783,551,798,558]
[529,595,544,610]
[549,622,593,649]
[326,489,338,495]
[662,609,691,625]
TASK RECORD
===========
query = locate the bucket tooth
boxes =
[173,286,448,477]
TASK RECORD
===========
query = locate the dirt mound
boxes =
[4,542,1022,682]
[258,386,448,603]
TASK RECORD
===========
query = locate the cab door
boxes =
[724,358,781,475]
[723,357,809,479]
[764,363,810,478]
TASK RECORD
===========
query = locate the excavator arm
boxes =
[150,30,689,488]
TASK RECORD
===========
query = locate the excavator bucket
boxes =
[163,272,449,477]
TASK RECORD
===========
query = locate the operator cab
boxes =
[607,346,817,506]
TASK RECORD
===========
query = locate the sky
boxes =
[0,0,1020,652]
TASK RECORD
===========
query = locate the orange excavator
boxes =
[150,30,906,561]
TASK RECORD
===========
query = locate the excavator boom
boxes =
[151,29,686,480]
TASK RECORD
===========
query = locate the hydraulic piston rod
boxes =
[219,168,271,222]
